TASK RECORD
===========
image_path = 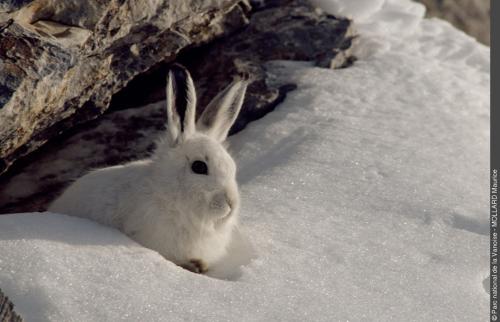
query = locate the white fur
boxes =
[49,65,248,271]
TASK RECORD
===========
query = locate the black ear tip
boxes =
[235,72,254,85]
[168,63,193,89]
[238,71,250,81]
[170,63,190,76]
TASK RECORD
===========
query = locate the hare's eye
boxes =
[191,160,208,175]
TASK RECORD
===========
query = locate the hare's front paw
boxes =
[181,259,208,274]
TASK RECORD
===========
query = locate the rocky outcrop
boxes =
[415,0,490,45]
[184,0,354,133]
[0,0,250,175]
[0,288,23,322]
[110,0,354,133]
[0,0,355,213]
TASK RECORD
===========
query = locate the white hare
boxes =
[49,64,248,273]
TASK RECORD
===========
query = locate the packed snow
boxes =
[0,0,489,321]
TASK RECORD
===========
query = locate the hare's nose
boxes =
[210,192,230,210]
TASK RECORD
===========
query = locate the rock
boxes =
[181,0,355,134]
[0,288,23,322]
[0,0,355,213]
[0,0,32,12]
[0,0,250,176]
[415,0,490,45]
[111,0,354,134]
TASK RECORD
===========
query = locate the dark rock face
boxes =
[0,0,355,213]
[0,0,249,175]
[183,0,354,134]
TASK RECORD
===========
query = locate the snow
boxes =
[312,0,488,68]
[310,0,387,22]
[0,0,489,321]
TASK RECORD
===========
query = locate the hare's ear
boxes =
[196,79,247,142]
[165,64,197,145]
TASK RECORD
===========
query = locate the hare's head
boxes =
[152,64,247,227]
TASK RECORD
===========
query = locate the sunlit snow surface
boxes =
[0,0,489,320]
